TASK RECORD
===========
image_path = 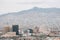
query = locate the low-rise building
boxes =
[1,32,16,38]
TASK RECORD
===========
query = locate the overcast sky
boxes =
[0,0,60,15]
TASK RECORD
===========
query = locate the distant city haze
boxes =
[0,0,60,15]
[0,7,60,30]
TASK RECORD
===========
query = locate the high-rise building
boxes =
[28,29,33,33]
[12,25,19,35]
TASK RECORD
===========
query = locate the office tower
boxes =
[28,29,33,36]
[12,25,19,35]
[28,29,33,33]
[4,26,10,33]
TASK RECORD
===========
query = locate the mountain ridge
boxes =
[0,7,60,30]
[1,7,60,17]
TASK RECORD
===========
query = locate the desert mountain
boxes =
[0,7,60,30]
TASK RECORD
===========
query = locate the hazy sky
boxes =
[0,0,60,15]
